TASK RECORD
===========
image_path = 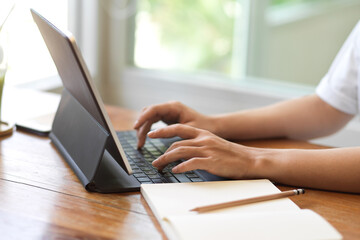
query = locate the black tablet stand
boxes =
[49,90,140,193]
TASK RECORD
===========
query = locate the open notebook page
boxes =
[165,210,342,240]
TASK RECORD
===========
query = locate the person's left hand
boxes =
[149,124,257,179]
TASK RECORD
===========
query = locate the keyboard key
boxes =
[141,182,152,184]
[190,178,204,182]
[132,169,143,174]
[164,176,179,183]
[146,147,157,152]
[140,166,151,171]
[133,157,143,163]
[149,149,161,155]
[173,173,191,182]
[162,172,172,177]
[134,173,146,178]
[144,156,155,162]
[137,177,151,182]
[128,153,140,158]
[185,173,198,178]
[152,178,164,183]
[163,166,172,172]
[147,174,160,179]
[144,172,158,177]
[154,145,167,152]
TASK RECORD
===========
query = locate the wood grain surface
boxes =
[0,105,359,239]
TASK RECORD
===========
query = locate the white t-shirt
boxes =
[316,20,360,115]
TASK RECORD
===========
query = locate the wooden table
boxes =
[0,105,359,239]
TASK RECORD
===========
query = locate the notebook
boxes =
[141,179,342,240]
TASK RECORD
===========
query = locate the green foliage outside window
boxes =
[134,0,329,75]
[136,0,236,74]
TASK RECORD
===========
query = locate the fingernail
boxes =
[172,166,179,173]
[133,120,139,128]
[148,130,156,137]
[152,158,159,166]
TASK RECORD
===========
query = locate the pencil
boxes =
[190,189,305,213]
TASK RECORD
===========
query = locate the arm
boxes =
[211,94,354,140]
[251,147,360,193]
[134,95,353,148]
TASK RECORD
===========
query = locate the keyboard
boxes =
[117,130,204,184]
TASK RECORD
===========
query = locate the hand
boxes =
[149,124,256,179]
[134,101,216,148]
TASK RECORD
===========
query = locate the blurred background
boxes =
[1,0,360,146]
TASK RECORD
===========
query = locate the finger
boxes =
[165,139,202,154]
[133,106,149,129]
[172,157,209,173]
[134,113,161,132]
[136,120,153,149]
[152,146,204,170]
[133,103,175,129]
[148,124,201,140]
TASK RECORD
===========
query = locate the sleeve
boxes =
[316,21,360,115]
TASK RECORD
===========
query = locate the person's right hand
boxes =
[134,101,216,148]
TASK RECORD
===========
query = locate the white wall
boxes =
[254,1,360,86]
[120,69,301,115]
[120,68,360,148]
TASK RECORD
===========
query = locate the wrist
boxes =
[208,115,224,137]
[245,148,284,180]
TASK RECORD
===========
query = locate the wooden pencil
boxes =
[190,189,305,213]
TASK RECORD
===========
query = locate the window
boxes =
[133,0,245,77]
[132,0,360,86]
[1,0,68,88]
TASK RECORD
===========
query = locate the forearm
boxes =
[211,95,353,140]
[249,147,360,193]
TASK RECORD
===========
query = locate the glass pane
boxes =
[1,0,68,86]
[134,0,245,76]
